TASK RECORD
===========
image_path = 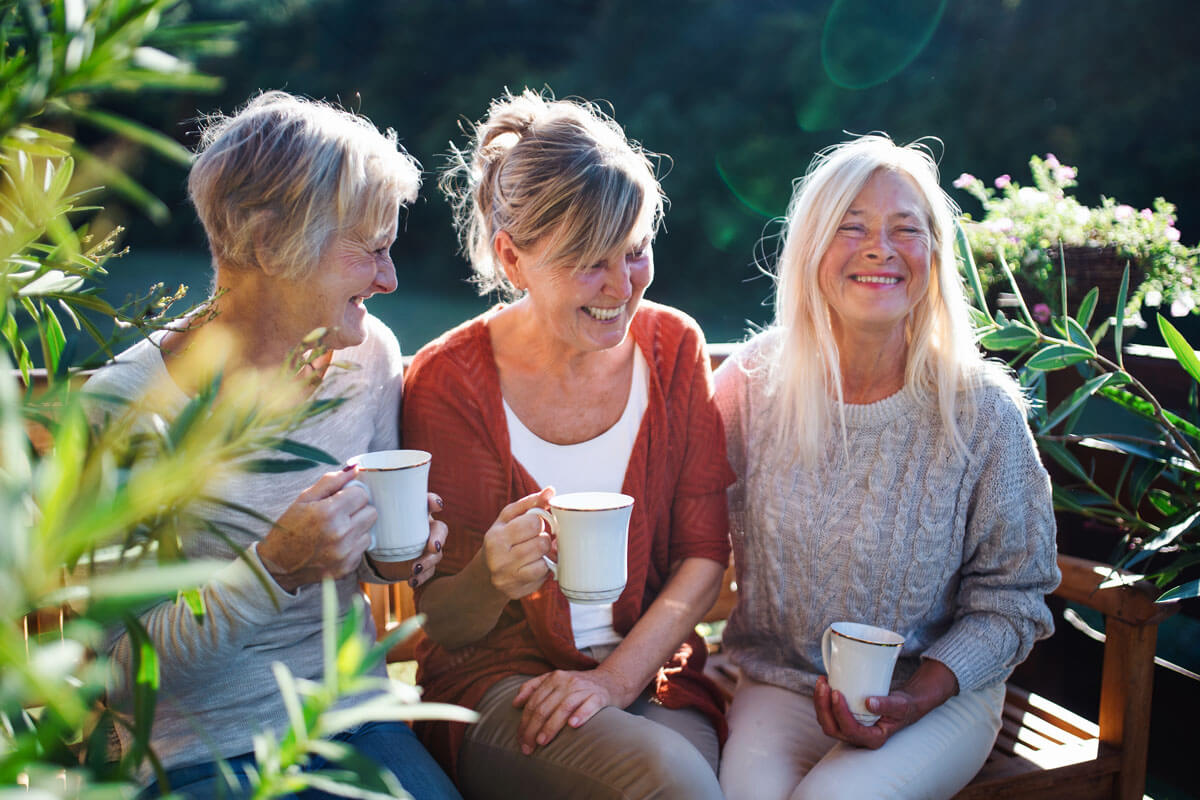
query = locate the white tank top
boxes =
[504,347,649,650]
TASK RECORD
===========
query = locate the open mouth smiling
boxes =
[584,305,623,321]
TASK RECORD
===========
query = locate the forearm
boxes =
[418,550,512,649]
[594,557,725,706]
[901,658,959,719]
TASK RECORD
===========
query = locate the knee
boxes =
[620,730,722,800]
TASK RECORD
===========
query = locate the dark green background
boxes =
[90,0,1200,355]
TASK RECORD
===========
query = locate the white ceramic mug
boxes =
[347,449,432,562]
[820,621,904,725]
[526,491,634,605]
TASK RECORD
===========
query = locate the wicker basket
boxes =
[1059,245,1142,312]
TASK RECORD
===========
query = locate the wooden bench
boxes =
[698,553,1175,800]
[366,550,1173,799]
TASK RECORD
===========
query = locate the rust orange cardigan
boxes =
[401,301,734,776]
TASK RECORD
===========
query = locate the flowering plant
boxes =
[954,154,1198,321]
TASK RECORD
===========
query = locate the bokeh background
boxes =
[90,0,1200,355]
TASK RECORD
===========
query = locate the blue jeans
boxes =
[141,721,461,799]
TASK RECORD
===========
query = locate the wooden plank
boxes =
[956,747,1121,799]
[1005,684,1099,740]
[1100,618,1157,800]
[1054,554,1176,626]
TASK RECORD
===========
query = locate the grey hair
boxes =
[188,90,421,280]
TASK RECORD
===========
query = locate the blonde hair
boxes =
[764,133,1002,465]
[441,88,664,296]
[188,91,421,280]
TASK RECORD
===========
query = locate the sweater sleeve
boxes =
[106,543,302,700]
[922,391,1061,692]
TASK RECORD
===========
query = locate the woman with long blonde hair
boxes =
[715,134,1060,800]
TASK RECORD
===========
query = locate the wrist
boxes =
[256,541,302,594]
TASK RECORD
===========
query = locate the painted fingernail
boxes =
[413,563,423,575]
[435,540,442,552]
[341,464,354,472]
[409,577,419,588]
[434,494,444,509]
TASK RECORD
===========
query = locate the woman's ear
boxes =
[494,230,524,291]
[250,210,285,276]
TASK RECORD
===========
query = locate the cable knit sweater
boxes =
[714,331,1060,695]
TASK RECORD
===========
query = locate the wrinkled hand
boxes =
[482,488,555,600]
[813,676,922,749]
[513,668,629,754]
[258,467,374,593]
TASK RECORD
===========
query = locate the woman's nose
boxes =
[375,254,398,294]
[606,260,633,299]
[862,229,895,260]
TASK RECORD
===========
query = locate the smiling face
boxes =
[296,214,400,350]
[503,211,655,357]
[818,169,933,344]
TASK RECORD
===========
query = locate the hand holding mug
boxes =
[481,488,556,600]
[258,466,376,593]
[523,491,634,605]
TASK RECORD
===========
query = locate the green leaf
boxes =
[1076,287,1099,330]
[998,253,1037,328]
[242,457,320,474]
[1025,342,1095,371]
[1038,439,1093,484]
[69,106,193,167]
[1040,372,1120,433]
[1158,314,1200,386]
[979,321,1038,351]
[1114,264,1130,368]
[1063,317,1096,353]
[273,438,340,465]
[956,220,989,316]
[1157,578,1200,603]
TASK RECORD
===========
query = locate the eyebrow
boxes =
[843,208,924,221]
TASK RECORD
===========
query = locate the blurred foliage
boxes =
[1,1,465,795]
[97,0,1200,345]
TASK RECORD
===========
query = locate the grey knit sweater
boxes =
[83,314,404,779]
[714,331,1060,695]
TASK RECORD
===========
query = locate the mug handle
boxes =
[524,507,558,578]
[821,625,833,675]
[346,478,376,551]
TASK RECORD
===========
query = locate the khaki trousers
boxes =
[720,676,1004,800]
[457,671,722,800]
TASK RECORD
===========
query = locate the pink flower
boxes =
[1114,205,1134,221]
[1054,166,1077,183]
[1171,296,1194,317]
[1141,208,1154,220]
[1167,227,1181,242]
[1032,303,1052,323]
[1045,153,1060,168]
[994,174,1012,189]
[953,173,975,189]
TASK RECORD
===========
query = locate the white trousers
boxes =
[719,676,1005,800]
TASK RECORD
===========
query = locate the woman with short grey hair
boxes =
[87,91,461,799]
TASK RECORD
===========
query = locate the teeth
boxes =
[852,276,900,285]
[584,305,622,320]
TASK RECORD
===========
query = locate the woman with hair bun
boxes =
[714,134,1060,799]
[402,89,731,799]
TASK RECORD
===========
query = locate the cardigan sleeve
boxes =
[401,334,511,580]
[663,318,734,567]
[922,390,1061,692]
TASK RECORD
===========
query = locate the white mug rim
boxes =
[829,621,904,647]
[549,491,635,512]
[349,449,432,472]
